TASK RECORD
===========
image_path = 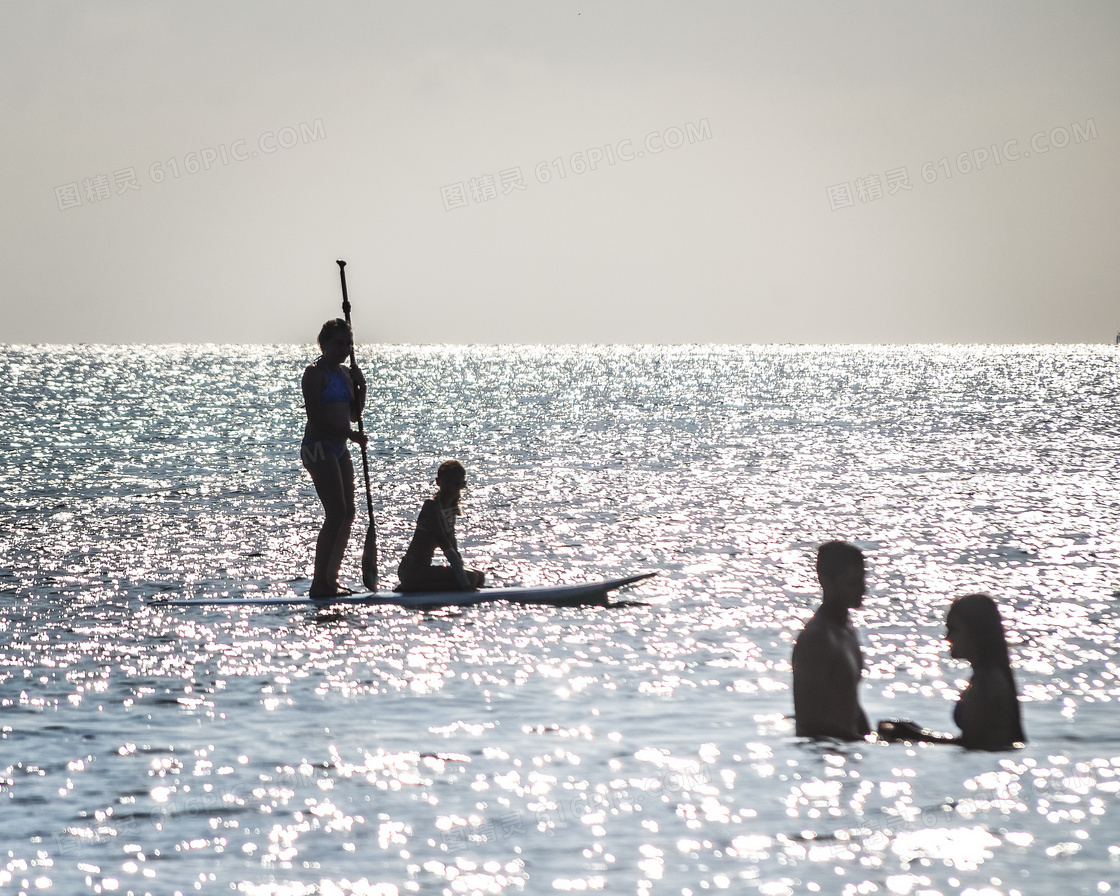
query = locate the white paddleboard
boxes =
[160,573,655,609]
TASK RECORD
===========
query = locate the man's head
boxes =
[816,540,866,610]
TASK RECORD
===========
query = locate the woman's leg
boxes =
[304,449,356,595]
[325,453,356,587]
[397,564,465,592]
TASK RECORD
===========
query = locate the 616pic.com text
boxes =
[827,117,1098,211]
[441,118,712,211]
[54,119,326,212]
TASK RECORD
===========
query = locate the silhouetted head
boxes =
[436,459,466,487]
[816,541,865,610]
[946,593,1012,668]
[435,459,467,512]
[317,318,352,351]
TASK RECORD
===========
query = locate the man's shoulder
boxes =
[794,609,858,660]
[796,609,837,642]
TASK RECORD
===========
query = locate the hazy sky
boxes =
[3,2,1118,343]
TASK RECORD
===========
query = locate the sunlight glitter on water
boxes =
[1,345,1118,894]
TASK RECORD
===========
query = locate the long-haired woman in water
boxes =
[878,593,1026,750]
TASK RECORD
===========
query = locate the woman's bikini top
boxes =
[321,364,351,404]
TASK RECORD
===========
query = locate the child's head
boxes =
[435,460,467,511]
[436,459,466,489]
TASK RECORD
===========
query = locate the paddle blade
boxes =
[361,524,378,592]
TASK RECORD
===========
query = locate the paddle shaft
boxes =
[336,260,377,587]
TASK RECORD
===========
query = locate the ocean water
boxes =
[0,344,1117,896]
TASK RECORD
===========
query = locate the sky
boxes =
[2,1,1118,344]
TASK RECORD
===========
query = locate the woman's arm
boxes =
[878,671,1023,750]
[876,719,957,744]
[346,363,367,422]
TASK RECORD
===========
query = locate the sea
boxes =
[1,344,1117,896]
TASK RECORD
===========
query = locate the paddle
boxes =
[337,259,378,592]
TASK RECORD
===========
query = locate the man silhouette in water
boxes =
[791,541,871,740]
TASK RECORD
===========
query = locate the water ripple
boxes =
[1,344,1117,894]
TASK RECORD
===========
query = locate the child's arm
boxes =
[421,501,472,590]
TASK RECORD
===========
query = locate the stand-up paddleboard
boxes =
[160,573,655,610]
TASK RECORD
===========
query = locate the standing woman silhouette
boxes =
[300,319,367,597]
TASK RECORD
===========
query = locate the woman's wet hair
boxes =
[317,318,352,350]
[948,593,1012,669]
